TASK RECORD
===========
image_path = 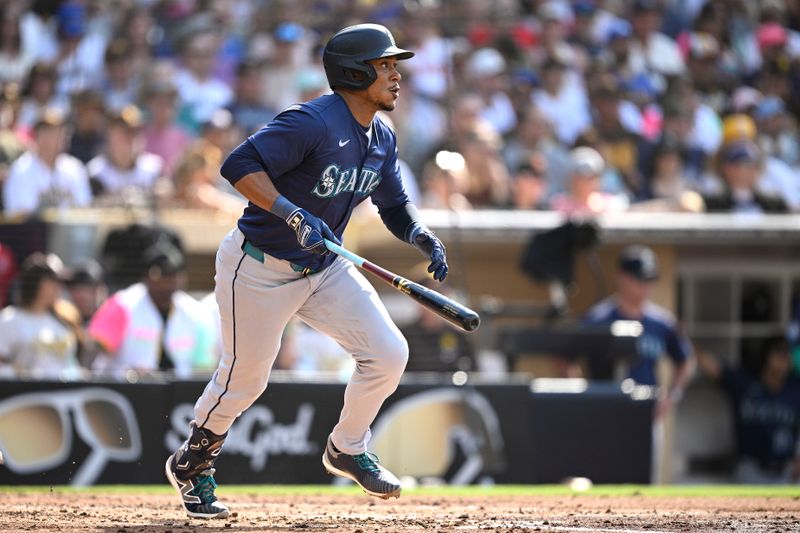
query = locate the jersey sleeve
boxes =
[720,366,750,400]
[87,295,129,354]
[370,136,410,211]
[246,105,325,180]
[664,320,692,363]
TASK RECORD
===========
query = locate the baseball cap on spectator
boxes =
[538,1,573,24]
[108,105,144,130]
[33,107,66,131]
[144,239,186,277]
[64,260,104,287]
[274,22,304,43]
[730,86,763,113]
[569,146,605,176]
[466,48,506,79]
[720,140,760,165]
[604,19,632,43]
[755,96,786,121]
[622,73,658,100]
[721,114,757,144]
[757,22,788,51]
[57,1,86,39]
[619,245,659,281]
[573,0,597,17]
[202,108,234,132]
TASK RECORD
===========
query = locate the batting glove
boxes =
[272,195,340,255]
[408,224,448,282]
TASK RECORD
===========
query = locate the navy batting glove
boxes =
[272,195,341,255]
[409,225,448,282]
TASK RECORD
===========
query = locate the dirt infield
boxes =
[4,490,800,533]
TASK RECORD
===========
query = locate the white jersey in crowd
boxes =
[0,306,81,380]
[88,153,164,194]
[3,151,91,215]
[88,283,217,379]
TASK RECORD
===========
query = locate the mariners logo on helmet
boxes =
[323,23,414,91]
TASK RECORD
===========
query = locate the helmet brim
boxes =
[373,46,415,60]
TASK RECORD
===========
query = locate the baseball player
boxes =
[165,24,448,519]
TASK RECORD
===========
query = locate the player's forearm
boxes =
[233,172,281,212]
[669,358,695,401]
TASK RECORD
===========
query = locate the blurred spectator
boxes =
[0,83,27,210]
[118,5,162,83]
[432,93,510,207]
[464,48,516,136]
[174,29,232,132]
[259,22,311,112]
[638,96,706,184]
[682,31,735,114]
[0,252,83,380]
[400,269,475,372]
[101,38,139,112]
[420,150,472,211]
[583,245,694,420]
[88,105,164,206]
[88,238,218,379]
[550,146,628,215]
[52,0,107,96]
[702,140,789,214]
[141,80,192,176]
[627,0,685,79]
[532,53,591,146]
[17,62,69,130]
[166,143,244,217]
[400,12,451,101]
[508,156,549,211]
[0,2,36,85]
[64,259,106,326]
[19,0,60,64]
[504,105,570,199]
[698,337,800,484]
[227,58,276,135]
[755,96,800,168]
[4,108,91,216]
[633,135,705,212]
[67,88,106,164]
[580,77,642,196]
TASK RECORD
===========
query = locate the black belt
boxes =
[241,240,317,276]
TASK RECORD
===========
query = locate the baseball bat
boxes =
[324,239,480,332]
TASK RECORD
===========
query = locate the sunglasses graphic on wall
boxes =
[0,388,142,486]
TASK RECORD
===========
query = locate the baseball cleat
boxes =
[322,436,401,499]
[165,453,229,519]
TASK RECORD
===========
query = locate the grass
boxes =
[1,484,798,498]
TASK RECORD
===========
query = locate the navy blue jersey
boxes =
[221,93,409,271]
[584,297,692,385]
[721,368,800,467]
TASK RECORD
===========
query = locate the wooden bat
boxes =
[324,239,480,332]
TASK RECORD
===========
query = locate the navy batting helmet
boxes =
[323,23,414,91]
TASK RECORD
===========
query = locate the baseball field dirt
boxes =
[3,486,799,532]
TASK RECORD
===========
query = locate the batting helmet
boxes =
[322,23,414,91]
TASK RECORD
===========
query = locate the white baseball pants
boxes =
[194,229,408,455]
